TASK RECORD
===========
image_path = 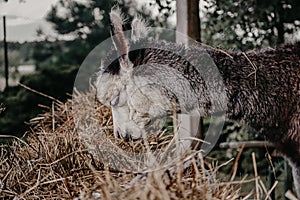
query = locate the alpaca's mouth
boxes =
[114,115,175,143]
[115,129,142,142]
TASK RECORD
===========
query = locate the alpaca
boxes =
[96,8,300,196]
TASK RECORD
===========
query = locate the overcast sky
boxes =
[0,0,59,42]
[0,0,166,43]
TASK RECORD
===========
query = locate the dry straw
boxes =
[0,89,278,199]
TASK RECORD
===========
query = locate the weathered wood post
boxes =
[176,0,201,44]
[176,0,203,150]
[2,0,9,90]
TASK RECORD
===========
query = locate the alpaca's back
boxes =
[125,41,299,132]
[209,43,300,131]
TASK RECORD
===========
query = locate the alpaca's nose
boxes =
[115,130,132,142]
[115,130,122,140]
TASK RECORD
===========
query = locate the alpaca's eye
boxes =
[110,95,120,106]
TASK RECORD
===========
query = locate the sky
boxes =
[0,0,59,42]
[0,0,163,43]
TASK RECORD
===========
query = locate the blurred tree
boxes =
[0,63,78,136]
[35,0,154,67]
[0,104,4,114]
[202,0,300,50]
[149,0,176,28]
[149,0,300,50]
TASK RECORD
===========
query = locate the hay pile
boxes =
[0,91,264,199]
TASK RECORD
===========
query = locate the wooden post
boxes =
[176,0,201,44]
[176,0,203,148]
[3,0,9,90]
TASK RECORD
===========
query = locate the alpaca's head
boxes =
[96,8,227,142]
[96,69,172,141]
[96,8,173,141]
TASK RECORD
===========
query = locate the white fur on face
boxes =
[96,68,172,140]
[96,72,126,107]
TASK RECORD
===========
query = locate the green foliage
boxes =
[149,0,176,27]
[150,0,300,50]
[0,87,37,135]
[0,41,35,68]
[20,65,79,99]
[37,0,154,67]
[0,64,78,135]
[202,0,300,50]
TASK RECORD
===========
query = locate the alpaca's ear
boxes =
[110,7,129,67]
[131,15,148,42]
